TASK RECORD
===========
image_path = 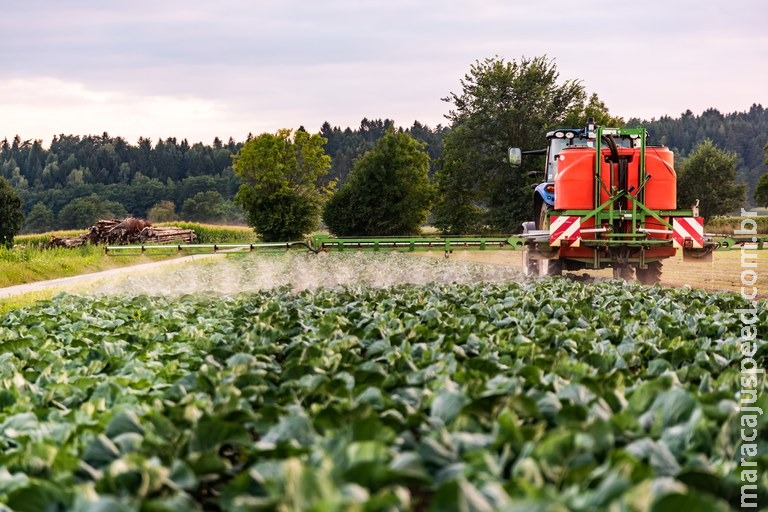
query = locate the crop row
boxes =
[0,280,765,511]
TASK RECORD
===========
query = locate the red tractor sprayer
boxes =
[507,118,760,283]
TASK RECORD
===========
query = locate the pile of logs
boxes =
[46,218,197,248]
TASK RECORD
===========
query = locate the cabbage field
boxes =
[0,254,766,511]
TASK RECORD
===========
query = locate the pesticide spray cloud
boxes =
[91,252,525,297]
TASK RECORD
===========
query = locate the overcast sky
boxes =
[1,0,765,145]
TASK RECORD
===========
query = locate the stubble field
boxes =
[415,249,766,298]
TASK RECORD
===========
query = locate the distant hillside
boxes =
[2,106,766,232]
[628,104,768,197]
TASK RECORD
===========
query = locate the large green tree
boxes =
[676,139,746,218]
[755,173,768,208]
[181,191,227,223]
[234,129,332,241]
[147,200,178,222]
[58,194,127,229]
[23,201,55,233]
[323,129,433,236]
[433,55,588,234]
[0,177,24,247]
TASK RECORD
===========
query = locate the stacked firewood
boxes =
[46,218,197,247]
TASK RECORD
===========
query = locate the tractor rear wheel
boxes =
[537,203,551,230]
[522,246,538,276]
[612,265,635,281]
[636,261,663,285]
[539,257,562,277]
[522,246,562,277]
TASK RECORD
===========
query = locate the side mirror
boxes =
[508,147,522,167]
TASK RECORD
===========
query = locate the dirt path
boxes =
[0,253,226,300]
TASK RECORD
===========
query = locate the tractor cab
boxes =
[529,121,638,229]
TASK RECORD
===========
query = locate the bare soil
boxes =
[413,248,767,297]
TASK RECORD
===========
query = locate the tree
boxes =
[755,144,768,208]
[755,173,768,208]
[219,201,246,225]
[0,177,24,247]
[58,194,127,229]
[233,129,332,241]
[627,104,768,196]
[181,191,226,223]
[147,200,178,222]
[323,129,433,236]
[433,55,586,234]
[23,201,55,233]
[122,177,167,218]
[676,139,746,218]
[564,93,624,128]
[431,125,490,234]
[1,158,28,191]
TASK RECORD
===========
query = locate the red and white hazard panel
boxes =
[549,216,581,247]
[672,217,704,248]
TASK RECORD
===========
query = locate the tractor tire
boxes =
[522,246,538,277]
[612,265,635,281]
[539,257,563,277]
[636,261,663,285]
[537,203,551,230]
[523,246,561,277]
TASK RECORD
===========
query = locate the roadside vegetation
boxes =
[0,242,166,289]
[705,215,768,234]
[0,224,258,290]
[159,222,260,244]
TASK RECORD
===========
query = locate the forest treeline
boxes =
[2,105,766,233]
[628,103,768,194]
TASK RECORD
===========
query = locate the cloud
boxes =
[0,0,765,142]
[0,77,248,144]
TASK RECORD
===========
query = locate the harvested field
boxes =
[414,247,767,297]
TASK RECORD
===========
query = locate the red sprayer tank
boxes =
[643,146,676,209]
[641,145,676,240]
[553,146,676,210]
[554,147,594,210]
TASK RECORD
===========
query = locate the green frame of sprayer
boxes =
[308,235,523,254]
[560,126,687,245]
